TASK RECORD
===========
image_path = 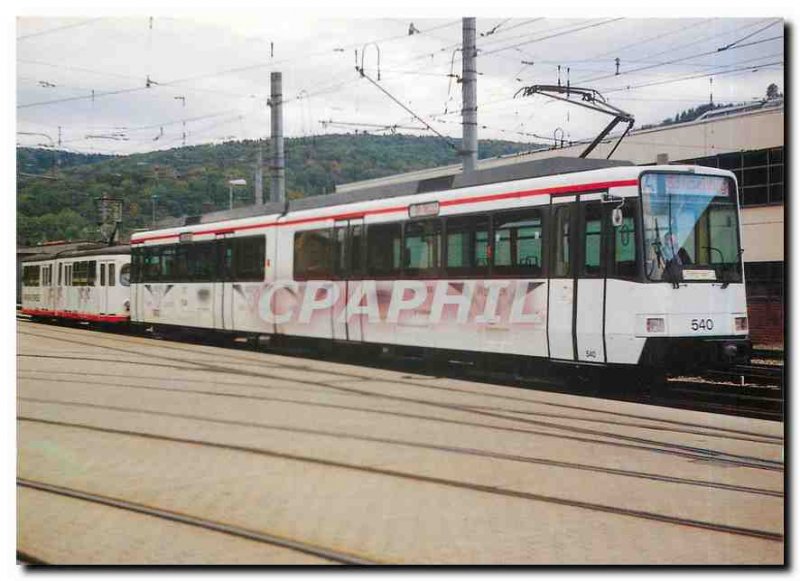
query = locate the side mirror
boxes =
[611,208,624,228]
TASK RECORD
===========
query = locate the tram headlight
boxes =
[646,317,665,333]
[734,316,748,332]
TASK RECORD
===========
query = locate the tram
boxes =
[123,157,750,371]
[20,245,131,324]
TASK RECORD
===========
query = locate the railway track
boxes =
[17,314,784,421]
[18,478,376,565]
[17,420,783,545]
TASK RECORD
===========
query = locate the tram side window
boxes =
[232,236,266,281]
[366,223,402,278]
[160,247,177,280]
[445,215,489,277]
[188,241,216,282]
[350,224,365,278]
[581,203,604,277]
[493,209,545,277]
[172,245,190,282]
[294,229,333,280]
[332,226,348,278]
[610,201,639,279]
[109,263,116,287]
[552,205,572,278]
[22,265,40,287]
[404,219,441,276]
[72,261,86,286]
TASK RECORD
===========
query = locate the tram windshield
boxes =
[641,172,742,283]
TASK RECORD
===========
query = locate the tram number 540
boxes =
[690,318,714,331]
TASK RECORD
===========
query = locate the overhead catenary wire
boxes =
[600,59,784,94]
[355,69,458,150]
[17,18,104,41]
[479,18,625,57]
[17,17,785,155]
[576,33,783,86]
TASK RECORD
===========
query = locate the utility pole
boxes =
[254,140,264,205]
[461,17,478,175]
[96,193,123,245]
[269,72,285,204]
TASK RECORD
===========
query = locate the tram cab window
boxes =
[610,200,639,279]
[161,247,177,280]
[130,249,141,283]
[142,248,161,282]
[366,223,402,277]
[493,209,545,277]
[404,219,441,276]
[22,265,40,287]
[445,215,489,277]
[120,264,131,286]
[294,229,333,280]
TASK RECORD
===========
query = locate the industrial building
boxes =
[337,102,785,346]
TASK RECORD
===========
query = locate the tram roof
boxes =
[146,156,633,231]
[21,244,131,263]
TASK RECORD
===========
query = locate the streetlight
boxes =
[228,178,247,210]
[151,194,158,227]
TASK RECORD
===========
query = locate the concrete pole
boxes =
[270,72,286,204]
[461,17,478,174]
[255,141,263,205]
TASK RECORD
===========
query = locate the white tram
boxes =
[20,245,132,324]
[127,157,750,371]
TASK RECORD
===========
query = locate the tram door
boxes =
[214,234,233,330]
[331,218,365,342]
[574,195,607,364]
[548,197,576,360]
[548,195,607,363]
[98,260,115,315]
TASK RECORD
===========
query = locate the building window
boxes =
[683,147,783,207]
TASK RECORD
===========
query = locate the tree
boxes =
[766,83,783,100]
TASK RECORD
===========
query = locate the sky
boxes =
[14,12,787,157]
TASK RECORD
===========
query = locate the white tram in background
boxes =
[21,245,131,324]
[125,158,750,372]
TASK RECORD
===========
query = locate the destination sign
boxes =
[642,173,731,198]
